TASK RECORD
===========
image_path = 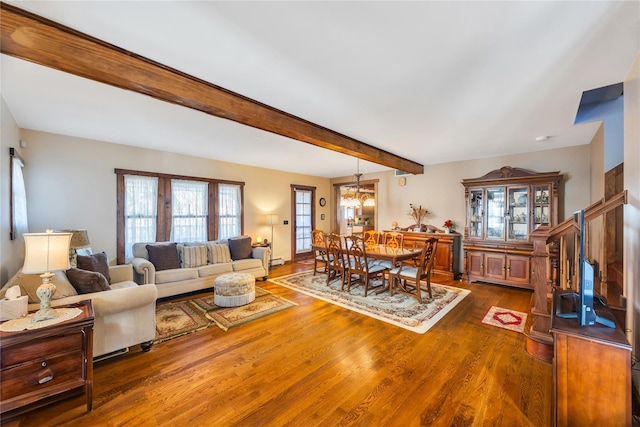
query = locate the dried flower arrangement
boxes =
[408,204,428,225]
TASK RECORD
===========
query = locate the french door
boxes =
[291,185,315,261]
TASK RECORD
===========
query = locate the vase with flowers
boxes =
[408,204,429,226]
[443,219,455,233]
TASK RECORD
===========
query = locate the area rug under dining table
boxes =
[271,270,470,334]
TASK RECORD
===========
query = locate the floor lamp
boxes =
[266,214,278,268]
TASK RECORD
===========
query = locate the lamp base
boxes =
[29,274,58,324]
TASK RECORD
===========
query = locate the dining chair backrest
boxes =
[312,229,326,245]
[326,234,346,268]
[363,230,381,247]
[416,238,438,280]
[384,232,404,250]
[344,235,368,273]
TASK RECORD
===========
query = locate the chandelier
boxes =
[340,159,375,207]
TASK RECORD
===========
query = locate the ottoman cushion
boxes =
[214,272,256,307]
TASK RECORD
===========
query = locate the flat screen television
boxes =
[555,209,615,328]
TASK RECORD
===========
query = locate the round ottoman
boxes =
[214,272,256,307]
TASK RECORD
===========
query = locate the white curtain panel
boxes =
[170,179,208,243]
[218,184,241,239]
[124,175,158,260]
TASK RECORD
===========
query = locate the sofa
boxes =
[130,236,270,299]
[1,262,157,358]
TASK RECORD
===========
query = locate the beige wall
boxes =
[590,124,605,270]
[6,129,331,276]
[334,144,591,236]
[0,96,24,285]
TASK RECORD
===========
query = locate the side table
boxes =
[0,300,95,421]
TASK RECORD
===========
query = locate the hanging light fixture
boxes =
[340,159,375,207]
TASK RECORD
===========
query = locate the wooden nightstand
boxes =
[0,300,94,421]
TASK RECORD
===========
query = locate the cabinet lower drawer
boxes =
[1,350,83,401]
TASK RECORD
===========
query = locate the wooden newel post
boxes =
[530,226,552,316]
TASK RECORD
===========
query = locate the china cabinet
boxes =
[462,166,562,289]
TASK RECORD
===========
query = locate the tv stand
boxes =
[550,289,631,426]
[555,292,615,328]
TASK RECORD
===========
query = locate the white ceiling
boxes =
[1,1,638,178]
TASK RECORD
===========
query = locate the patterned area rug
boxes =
[192,291,297,331]
[481,306,527,333]
[270,271,470,334]
[154,287,297,342]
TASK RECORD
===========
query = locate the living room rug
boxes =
[270,271,470,334]
[154,287,297,342]
[155,300,211,343]
[481,306,527,333]
[191,291,297,331]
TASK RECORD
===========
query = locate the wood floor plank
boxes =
[7,263,552,426]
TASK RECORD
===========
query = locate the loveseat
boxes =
[1,262,157,358]
[130,236,270,299]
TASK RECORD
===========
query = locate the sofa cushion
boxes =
[207,243,232,264]
[66,267,112,294]
[228,236,252,260]
[154,268,199,284]
[147,243,180,271]
[179,245,208,268]
[2,270,78,304]
[232,258,264,272]
[77,252,111,283]
[197,263,233,278]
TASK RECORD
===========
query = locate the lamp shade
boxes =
[64,229,91,248]
[266,214,279,225]
[22,231,72,274]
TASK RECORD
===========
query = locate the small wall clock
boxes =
[319,197,326,207]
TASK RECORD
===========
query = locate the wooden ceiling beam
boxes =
[0,3,424,175]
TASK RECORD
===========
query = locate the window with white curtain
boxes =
[115,169,244,264]
[218,184,241,239]
[124,175,158,260]
[171,179,208,242]
[10,149,28,240]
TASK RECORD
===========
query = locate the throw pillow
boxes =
[180,245,208,268]
[207,243,232,264]
[66,268,111,294]
[228,236,252,260]
[77,252,111,283]
[146,243,180,271]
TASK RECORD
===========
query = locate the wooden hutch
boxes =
[462,166,562,289]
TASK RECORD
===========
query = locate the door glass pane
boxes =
[469,189,483,238]
[508,187,528,240]
[295,190,312,254]
[486,188,505,240]
[533,185,550,230]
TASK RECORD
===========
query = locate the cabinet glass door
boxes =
[486,188,505,240]
[532,185,550,230]
[468,189,483,238]
[508,186,528,241]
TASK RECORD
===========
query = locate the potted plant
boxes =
[443,219,455,233]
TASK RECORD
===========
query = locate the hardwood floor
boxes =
[5,262,552,426]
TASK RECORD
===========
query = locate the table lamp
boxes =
[22,230,72,323]
[63,229,91,265]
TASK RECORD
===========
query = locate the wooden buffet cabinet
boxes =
[551,290,631,426]
[462,166,563,289]
[386,230,462,280]
[0,300,94,421]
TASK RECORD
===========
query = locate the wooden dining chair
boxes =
[325,234,349,289]
[363,230,381,247]
[344,235,388,297]
[312,229,331,275]
[389,238,438,304]
[383,231,404,250]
